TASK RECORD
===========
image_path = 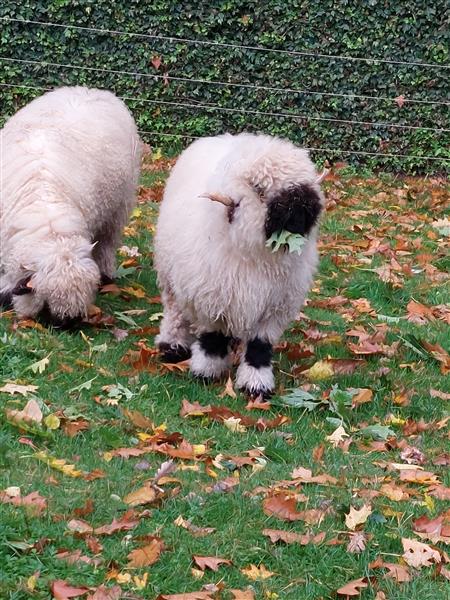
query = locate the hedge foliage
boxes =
[1,1,449,172]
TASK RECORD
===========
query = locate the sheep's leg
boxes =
[190,331,231,380]
[236,337,274,398]
[156,290,194,363]
[92,238,117,284]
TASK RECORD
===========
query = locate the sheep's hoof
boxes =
[159,342,191,363]
[241,387,274,400]
[100,274,115,287]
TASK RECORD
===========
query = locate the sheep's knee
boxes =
[236,337,274,398]
[190,331,231,380]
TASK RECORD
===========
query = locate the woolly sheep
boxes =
[0,86,142,326]
[154,132,325,397]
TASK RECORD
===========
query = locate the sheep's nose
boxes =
[38,303,82,330]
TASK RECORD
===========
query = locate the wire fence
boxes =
[1,16,449,168]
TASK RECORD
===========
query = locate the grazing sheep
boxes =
[0,86,142,326]
[154,132,325,397]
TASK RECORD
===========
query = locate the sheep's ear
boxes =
[12,276,33,296]
[265,183,323,238]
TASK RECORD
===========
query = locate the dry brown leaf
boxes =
[230,590,255,600]
[336,577,369,597]
[347,531,368,553]
[413,513,450,544]
[127,537,165,568]
[0,383,39,396]
[180,399,211,418]
[351,388,373,406]
[50,580,89,599]
[263,495,305,521]
[402,537,441,568]
[218,375,237,399]
[7,398,43,424]
[0,489,47,516]
[291,466,338,485]
[383,562,411,582]
[123,408,155,430]
[192,555,232,571]
[263,528,325,545]
[93,513,139,536]
[345,505,372,531]
[123,485,159,507]
[174,516,215,537]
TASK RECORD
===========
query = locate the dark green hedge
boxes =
[1,1,449,172]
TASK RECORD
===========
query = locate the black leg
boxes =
[199,331,231,358]
[245,337,273,369]
[158,341,192,363]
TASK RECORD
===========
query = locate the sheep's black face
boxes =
[265,183,322,239]
[38,302,82,330]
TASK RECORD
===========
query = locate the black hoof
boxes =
[241,387,274,400]
[159,342,191,363]
[0,291,13,309]
[100,274,115,287]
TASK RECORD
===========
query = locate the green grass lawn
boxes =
[1,165,449,600]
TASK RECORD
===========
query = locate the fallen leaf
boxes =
[336,577,369,597]
[127,537,165,568]
[218,375,237,399]
[124,485,159,507]
[230,590,255,600]
[347,531,368,553]
[0,383,39,395]
[263,528,325,545]
[291,466,338,485]
[0,489,47,516]
[50,580,88,599]
[241,563,274,581]
[174,516,215,537]
[7,398,43,424]
[402,537,441,568]
[345,505,372,530]
[156,593,215,600]
[326,424,349,448]
[193,555,232,571]
[87,585,122,600]
[263,495,305,521]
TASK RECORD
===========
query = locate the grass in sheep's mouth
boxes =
[1,168,449,599]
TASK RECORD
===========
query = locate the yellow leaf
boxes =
[102,452,113,462]
[305,360,334,381]
[192,444,207,456]
[223,417,247,433]
[421,494,435,512]
[26,574,38,591]
[137,432,152,441]
[132,207,142,218]
[35,451,83,478]
[44,414,60,430]
[241,563,275,581]
[345,504,372,530]
[133,573,149,590]
[388,415,407,426]
[116,573,132,584]
[191,568,205,579]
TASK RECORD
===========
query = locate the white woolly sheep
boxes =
[154,132,325,397]
[0,86,142,326]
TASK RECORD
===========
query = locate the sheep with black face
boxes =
[0,86,142,327]
[154,132,325,397]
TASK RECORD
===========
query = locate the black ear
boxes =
[12,276,33,296]
[0,291,13,308]
[265,183,323,238]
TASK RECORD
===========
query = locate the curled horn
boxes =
[316,168,330,184]
[12,275,33,296]
[199,192,234,207]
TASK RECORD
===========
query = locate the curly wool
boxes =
[154,132,325,394]
[0,86,142,321]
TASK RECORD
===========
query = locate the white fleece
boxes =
[0,86,142,319]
